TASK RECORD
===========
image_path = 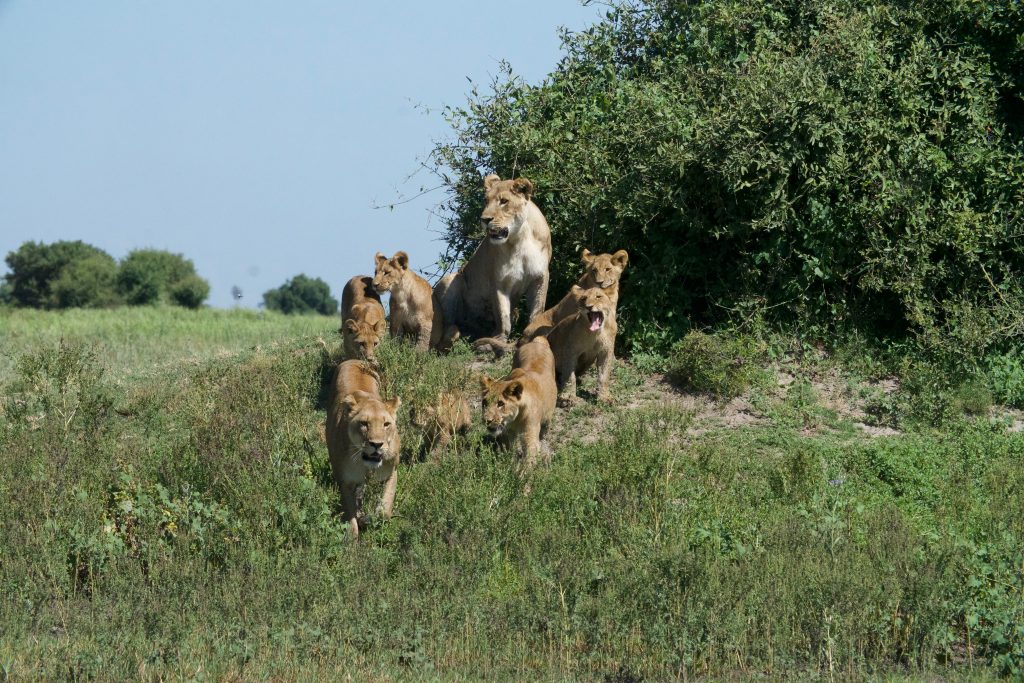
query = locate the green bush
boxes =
[117,249,208,307]
[431,0,1024,360]
[2,240,119,309]
[49,253,121,309]
[665,330,763,399]
[988,350,1024,408]
[262,274,338,316]
[169,273,211,309]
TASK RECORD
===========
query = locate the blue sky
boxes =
[0,1,602,308]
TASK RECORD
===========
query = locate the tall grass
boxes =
[0,312,1021,679]
[0,306,336,382]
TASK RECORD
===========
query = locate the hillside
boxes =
[1,308,1022,680]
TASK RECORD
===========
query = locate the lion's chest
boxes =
[494,237,548,289]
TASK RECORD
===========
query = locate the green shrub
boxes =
[665,330,762,399]
[988,350,1024,408]
[49,252,120,309]
[431,0,1024,360]
[169,273,210,309]
[262,274,338,316]
[2,240,119,309]
[117,249,208,306]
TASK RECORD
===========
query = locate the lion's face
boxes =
[581,249,629,290]
[480,174,534,244]
[343,391,401,469]
[412,392,470,433]
[373,252,409,293]
[573,285,615,333]
[480,372,526,437]
[343,318,385,362]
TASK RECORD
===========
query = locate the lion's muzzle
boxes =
[587,310,605,332]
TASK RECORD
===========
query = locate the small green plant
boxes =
[987,351,1024,408]
[665,331,763,399]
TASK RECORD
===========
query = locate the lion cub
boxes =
[342,303,386,362]
[480,336,557,470]
[546,285,618,405]
[340,275,387,361]
[374,251,444,352]
[411,391,472,460]
[325,360,401,539]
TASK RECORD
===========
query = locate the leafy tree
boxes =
[49,252,120,309]
[117,249,209,307]
[3,240,119,309]
[431,0,1024,363]
[170,274,211,310]
[262,274,337,315]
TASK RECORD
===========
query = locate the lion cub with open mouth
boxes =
[546,285,618,405]
[325,360,401,539]
[480,336,557,471]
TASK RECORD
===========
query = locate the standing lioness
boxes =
[435,174,551,343]
[325,360,401,539]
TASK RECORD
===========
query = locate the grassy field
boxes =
[0,306,338,382]
[1,307,1021,680]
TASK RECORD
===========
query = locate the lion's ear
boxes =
[385,396,401,415]
[392,251,409,270]
[344,319,358,334]
[581,248,594,265]
[374,252,387,267]
[479,375,493,391]
[341,392,363,415]
[483,173,501,190]
[612,250,629,268]
[503,380,524,400]
[511,177,533,200]
[372,318,387,335]
[571,284,585,300]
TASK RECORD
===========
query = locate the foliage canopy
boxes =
[262,274,338,316]
[431,0,1024,361]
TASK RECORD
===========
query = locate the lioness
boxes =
[374,251,444,352]
[474,248,629,356]
[480,336,557,470]
[410,391,471,460]
[435,174,551,344]
[546,285,618,405]
[342,302,386,362]
[325,360,401,539]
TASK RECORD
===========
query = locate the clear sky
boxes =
[0,1,602,308]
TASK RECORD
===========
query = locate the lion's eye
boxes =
[497,400,504,408]
[500,198,508,205]
[384,421,391,428]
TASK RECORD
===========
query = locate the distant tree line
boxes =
[0,240,210,310]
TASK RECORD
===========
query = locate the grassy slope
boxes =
[0,308,1021,680]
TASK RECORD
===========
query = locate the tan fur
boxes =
[325,360,401,539]
[435,174,552,344]
[342,302,387,362]
[546,285,618,405]
[374,251,443,352]
[411,391,471,460]
[340,275,383,325]
[480,336,557,470]
[474,248,628,355]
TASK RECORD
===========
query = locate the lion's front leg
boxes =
[525,272,549,324]
[596,346,615,403]
[492,289,512,339]
[376,466,398,522]
[340,482,361,539]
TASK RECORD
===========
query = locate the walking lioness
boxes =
[435,174,551,344]
[325,360,401,539]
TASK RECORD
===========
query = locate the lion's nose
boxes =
[369,440,384,450]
